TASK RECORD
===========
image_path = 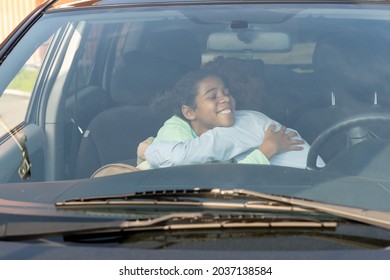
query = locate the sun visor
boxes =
[207,31,292,52]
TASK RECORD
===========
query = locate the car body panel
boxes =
[1,0,390,259]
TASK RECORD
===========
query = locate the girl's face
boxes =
[184,76,236,136]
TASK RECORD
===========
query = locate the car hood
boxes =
[0,164,389,213]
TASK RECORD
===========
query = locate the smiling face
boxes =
[182,76,236,136]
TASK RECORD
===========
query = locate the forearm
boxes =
[237,149,270,165]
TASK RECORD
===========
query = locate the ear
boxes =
[181,105,196,121]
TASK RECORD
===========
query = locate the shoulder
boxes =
[155,115,195,141]
[164,115,190,126]
[235,110,273,122]
[234,110,280,130]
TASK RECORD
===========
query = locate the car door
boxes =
[0,13,87,183]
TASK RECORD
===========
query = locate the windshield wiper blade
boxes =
[60,188,223,202]
[56,188,318,215]
[0,212,336,241]
[57,188,390,231]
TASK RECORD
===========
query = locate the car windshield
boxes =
[1,2,390,220]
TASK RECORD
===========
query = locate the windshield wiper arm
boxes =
[57,188,390,231]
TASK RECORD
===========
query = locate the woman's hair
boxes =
[152,68,222,119]
[203,56,266,110]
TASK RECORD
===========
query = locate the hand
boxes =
[258,124,304,159]
[137,136,154,165]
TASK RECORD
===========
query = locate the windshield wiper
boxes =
[0,211,337,241]
[56,188,320,215]
[56,188,390,231]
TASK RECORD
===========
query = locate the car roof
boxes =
[48,0,389,10]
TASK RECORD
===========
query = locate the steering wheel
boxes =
[306,112,390,171]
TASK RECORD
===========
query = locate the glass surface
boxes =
[1,3,390,213]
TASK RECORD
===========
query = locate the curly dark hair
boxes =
[203,56,266,111]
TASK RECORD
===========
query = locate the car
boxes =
[1,0,390,261]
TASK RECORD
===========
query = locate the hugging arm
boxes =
[144,128,267,168]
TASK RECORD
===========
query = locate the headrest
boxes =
[110,51,188,105]
[111,29,202,105]
[313,33,390,88]
[143,29,201,70]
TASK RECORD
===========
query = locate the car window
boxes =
[0,36,52,136]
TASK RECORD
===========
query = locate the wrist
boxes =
[258,141,278,159]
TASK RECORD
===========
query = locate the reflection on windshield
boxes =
[0,39,49,136]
